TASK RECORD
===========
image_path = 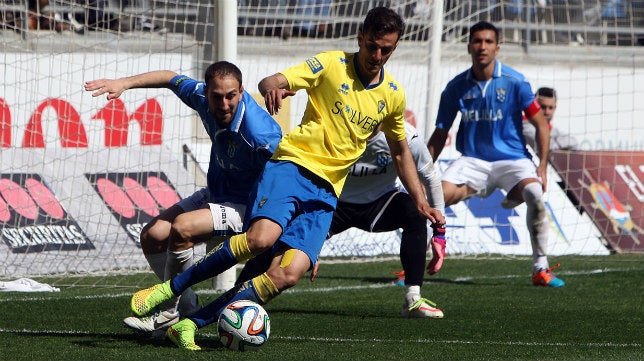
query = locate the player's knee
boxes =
[267,267,301,291]
[244,233,274,255]
[245,221,281,254]
[265,249,308,291]
[279,272,300,290]
[140,222,170,255]
[169,214,198,246]
[442,182,470,206]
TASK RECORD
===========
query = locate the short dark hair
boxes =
[361,7,404,40]
[469,21,499,44]
[204,61,242,87]
[536,87,557,99]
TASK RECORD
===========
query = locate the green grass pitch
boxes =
[0,254,642,361]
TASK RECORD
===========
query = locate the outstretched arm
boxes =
[84,70,178,100]
[258,73,296,115]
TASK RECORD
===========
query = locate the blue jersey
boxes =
[435,60,535,161]
[170,75,283,204]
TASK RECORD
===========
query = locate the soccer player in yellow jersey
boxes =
[129,7,445,350]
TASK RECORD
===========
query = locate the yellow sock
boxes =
[229,233,253,262]
[251,272,280,303]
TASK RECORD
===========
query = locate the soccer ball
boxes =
[218,300,270,351]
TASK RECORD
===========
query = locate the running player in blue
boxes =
[85,61,283,332]
[427,21,564,288]
[127,7,445,350]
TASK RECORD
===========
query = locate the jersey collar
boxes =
[353,52,384,90]
[227,91,247,133]
[466,59,502,81]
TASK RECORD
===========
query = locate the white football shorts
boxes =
[207,202,246,235]
[177,188,246,235]
[441,156,539,198]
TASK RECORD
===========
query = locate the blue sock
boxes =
[170,239,237,295]
[189,279,262,328]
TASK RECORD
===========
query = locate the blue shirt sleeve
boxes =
[169,75,206,111]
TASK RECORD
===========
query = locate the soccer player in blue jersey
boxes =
[127,7,445,350]
[84,61,283,332]
[427,21,565,288]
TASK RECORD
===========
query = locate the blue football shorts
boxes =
[245,160,337,265]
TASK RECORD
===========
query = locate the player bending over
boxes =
[85,61,282,333]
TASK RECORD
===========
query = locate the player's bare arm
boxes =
[84,70,177,100]
[427,127,449,161]
[528,110,550,192]
[387,136,445,225]
[258,73,296,115]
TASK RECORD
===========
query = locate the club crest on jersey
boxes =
[496,88,507,102]
[378,100,386,113]
[306,57,323,74]
[376,152,392,167]
[227,140,237,158]
[338,83,349,95]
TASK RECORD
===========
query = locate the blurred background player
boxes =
[238,122,447,318]
[523,87,578,151]
[85,61,282,333]
[427,21,565,288]
[127,7,445,350]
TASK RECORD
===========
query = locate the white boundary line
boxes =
[0,328,639,349]
[0,267,641,301]
[1,266,641,350]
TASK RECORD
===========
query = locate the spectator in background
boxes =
[79,0,120,31]
[523,87,578,151]
[123,0,167,33]
[552,0,583,44]
[12,0,84,33]
[73,0,165,33]
[293,0,331,37]
[239,0,291,39]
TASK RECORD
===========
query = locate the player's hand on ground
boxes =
[263,88,296,115]
[84,79,126,100]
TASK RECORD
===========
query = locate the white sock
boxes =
[164,248,194,279]
[143,252,167,281]
[163,248,197,314]
[523,182,550,273]
[405,285,421,305]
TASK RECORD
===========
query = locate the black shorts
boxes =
[329,190,424,237]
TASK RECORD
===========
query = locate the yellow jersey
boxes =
[275,50,407,196]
